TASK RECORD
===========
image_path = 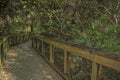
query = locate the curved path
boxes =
[0,41,63,80]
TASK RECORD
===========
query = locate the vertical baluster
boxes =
[97,65,102,80]
[0,45,2,70]
[36,39,38,50]
[36,39,37,49]
[26,34,28,40]
[24,34,26,41]
[34,38,36,49]
[33,38,35,48]
[25,34,26,41]
[6,38,9,52]
[20,35,22,43]
[18,35,19,43]
[23,35,24,42]
[91,54,99,80]
[17,35,18,44]
[33,38,34,48]
[5,40,7,54]
[15,35,17,45]
[22,35,24,42]
[8,35,11,47]
[31,37,34,48]
[42,41,45,56]
[5,40,7,59]
[37,41,39,51]
[64,50,68,75]
[1,43,4,64]
[50,45,54,63]
[13,36,15,45]
[22,35,23,42]
[8,36,11,46]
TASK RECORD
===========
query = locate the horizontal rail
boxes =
[32,35,120,80]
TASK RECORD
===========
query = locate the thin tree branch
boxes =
[99,4,112,16]
[95,9,115,25]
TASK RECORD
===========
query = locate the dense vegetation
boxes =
[0,0,120,53]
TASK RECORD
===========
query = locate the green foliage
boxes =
[75,20,120,54]
[1,0,120,54]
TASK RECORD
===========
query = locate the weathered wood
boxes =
[91,62,98,80]
[33,35,120,71]
[64,50,68,74]
[9,33,30,46]
[97,65,102,80]
[32,35,120,80]
[95,54,120,71]
[32,38,34,47]
[50,45,54,63]
[0,45,2,70]
[42,41,45,56]
[91,54,99,80]
[40,51,70,80]
[37,41,40,51]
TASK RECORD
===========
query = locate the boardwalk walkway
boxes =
[0,41,63,80]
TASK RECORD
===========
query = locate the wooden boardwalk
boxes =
[0,41,63,80]
[0,34,119,80]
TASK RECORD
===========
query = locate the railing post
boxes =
[31,37,34,48]
[64,50,68,75]
[17,36,19,44]
[6,38,9,53]
[42,41,45,56]
[22,35,24,42]
[20,35,22,43]
[1,43,4,65]
[97,65,102,80]
[0,45,2,70]
[5,40,7,55]
[50,45,54,63]
[37,40,40,51]
[91,54,100,80]
[15,35,17,45]
[35,38,37,49]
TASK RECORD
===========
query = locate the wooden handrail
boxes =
[32,35,120,80]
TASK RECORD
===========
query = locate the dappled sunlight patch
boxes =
[7,50,18,58]
[0,69,16,80]
[5,59,17,66]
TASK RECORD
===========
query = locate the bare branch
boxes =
[99,4,112,15]
[116,0,120,11]
[95,9,115,25]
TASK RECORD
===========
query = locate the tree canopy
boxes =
[0,0,120,53]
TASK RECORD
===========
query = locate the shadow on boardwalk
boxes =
[0,41,63,80]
